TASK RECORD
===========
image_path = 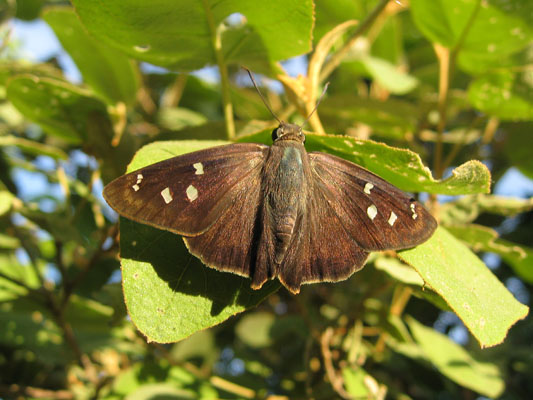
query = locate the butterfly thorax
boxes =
[265,138,308,265]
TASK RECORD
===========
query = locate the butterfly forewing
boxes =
[103,143,268,236]
[309,152,437,251]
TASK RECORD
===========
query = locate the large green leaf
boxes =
[6,75,111,144]
[405,316,505,397]
[399,227,529,348]
[119,141,279,343]
[43,6,139,105]
[411,0,533,73]
[71,0,314,71]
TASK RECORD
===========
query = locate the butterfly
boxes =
[103,121,437,294]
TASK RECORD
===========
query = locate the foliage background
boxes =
[1,0,532,398]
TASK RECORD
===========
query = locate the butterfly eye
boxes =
[272,127,282,141]
[299,129,306,143]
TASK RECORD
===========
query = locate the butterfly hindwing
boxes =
[309,152,437,251]
[278,181,370,293]
[103,143,269,236]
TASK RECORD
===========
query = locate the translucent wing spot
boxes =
[193,162,204,175]
[364,182,374,194]
[137,173,144,182]
[367,204,378,220]
[132,184,140,192]
[186,185,198,202]
[160,187,173,204]
[410,203,418,220]
[388,211,398,226]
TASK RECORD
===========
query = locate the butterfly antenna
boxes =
[243,67,282,124]
[303,82,330,126]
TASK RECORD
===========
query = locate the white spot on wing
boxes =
[160,187,173,204]
[388,211,398,226]
[410,203,418,220]
[133,173,143,191]
[186,185,198,202]
[193,162,204,175]
[367,204,378,220]
[364,182,374,194]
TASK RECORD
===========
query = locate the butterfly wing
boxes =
[103,143,268,236]
[308,152,437,251]
[278,186,370,294]
[277,151,436,293]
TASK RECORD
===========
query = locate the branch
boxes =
[321,327,351,399]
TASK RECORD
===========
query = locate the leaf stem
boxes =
[432,43,450,180]
[203,0,235,140]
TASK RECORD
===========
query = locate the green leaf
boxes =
[107,361,217,399]
[0,297,67,363]
[399,227,529,348]
[14,0,43,21]
[0,62,64,86]
[468,71,533,120]
[43,6,139,105]
[169,330,216,362]
[373,256,424,286]
[314,0,363,42]
[360,55,419,94]
[498,239,533,285]
[0,254,40,301]
[309,135,490,195]
[235,312,275,348]
[0,190,14,216]
[411,0,533,65]
[120,140,279,343]
[447,224,533,284]
[0,135,69,159]
[71,0,314,71]
[6,75,111,144]
[440,194,533,224]
[156,107,208,131]
[342,367,376,398]
[410,0,459,47]
[406,316,505,397]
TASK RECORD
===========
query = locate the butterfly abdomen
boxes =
[265,143,308,265]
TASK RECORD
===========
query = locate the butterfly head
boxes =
[272,122,305,144]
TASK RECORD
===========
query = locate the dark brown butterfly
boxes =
[103,121,437,294]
